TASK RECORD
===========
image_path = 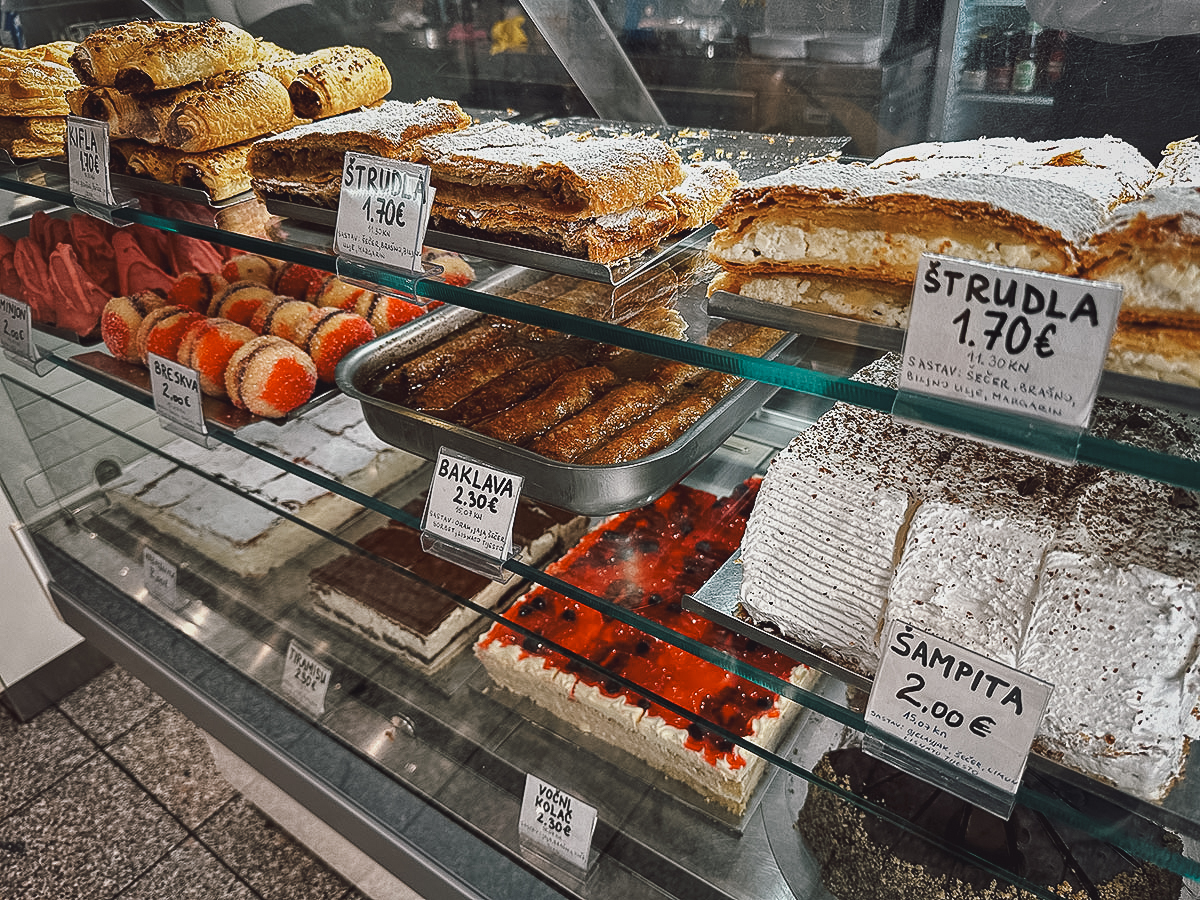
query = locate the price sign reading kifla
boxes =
[334,152,433,273]
[66,116,116,206]
[423,448,523,564]
[901,254,1121,431]
[865,621,1052,811]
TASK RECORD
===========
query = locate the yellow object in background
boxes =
[490,13,528,55]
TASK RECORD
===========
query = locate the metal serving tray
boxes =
[39,159,252,209]
[338,305,796,516]
[709,290,1200,418]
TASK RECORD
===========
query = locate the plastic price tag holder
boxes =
[893,253,1121,464]
[518,774,598,877]
[420,447,523,583]
[66,116,138,226]
[146,352,215,447]
[281,639,332,717]
[0,293,53,374]
[864,620,1052,820]
[142,546,185,611]
[333,151,441,306]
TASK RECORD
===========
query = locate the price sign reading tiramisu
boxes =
[865,621,1052,817]
[334,152,433,274]
[901,254,1120,432]
[518,774,598,871]
[423,448,523,568]
[66,116,116,206]
[1,293,37,363]
[281,639,332,717]
[147,353,207,438]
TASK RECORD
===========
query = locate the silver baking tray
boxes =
[264,195,714,287]
[338,305,797,516]
[38,158,252,209]
[709,290,1200,418]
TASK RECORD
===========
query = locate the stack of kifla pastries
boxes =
[65,18,391,201]
[0,41,81,159]
[1086,137,1200,387]
[410,120,741,263]
[706,136,1156,328]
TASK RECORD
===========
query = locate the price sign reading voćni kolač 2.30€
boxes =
[901,254,1121,431]
[334,152,433,273]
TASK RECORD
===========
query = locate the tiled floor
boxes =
[0,664,364,900]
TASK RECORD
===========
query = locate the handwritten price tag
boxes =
[143,546,183,611]
[281,640,331,717]
[518,775,597,871]
[866,621,1051,805]
[66,116,115,206]
[0,293,36,362]
[423,448,523,564]
[901,254,1120,430]
[334,152,432,273]
[147,353,206,437]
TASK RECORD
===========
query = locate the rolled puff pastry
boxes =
[112,139,253,201]
[0,115,68,158]
[282,46,392,120]
[163,69,297,152]
[0,55,80,116]
[70,18,258,93]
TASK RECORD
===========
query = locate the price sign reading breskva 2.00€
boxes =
[865,621,1051,815]
[334,152,433,273]
[901,254,1121,431]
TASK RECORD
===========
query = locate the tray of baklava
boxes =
[337,267,795,515]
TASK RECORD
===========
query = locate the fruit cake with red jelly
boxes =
[475,481,817,814]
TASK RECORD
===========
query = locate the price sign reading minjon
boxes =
[423,448,523,563]
[334,152,432,273]
[147,353,207,437]
[901,254,1121,430]
[66,116,115,206]
[866,621,1051,800]
[518,774,597,871]
[1,293,36,362]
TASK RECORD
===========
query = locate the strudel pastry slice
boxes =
[69,18,258,93]
[248,98,471,207]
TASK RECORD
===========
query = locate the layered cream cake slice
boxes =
[476,482,818,815]
[308,500,585,671]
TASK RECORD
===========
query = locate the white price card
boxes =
[334,152,432,273]
[281,639,332,717]
[66,116,115,206]
[0,293,37,362]
[901,254,1121,430]
[142,546,182,611]
[147,353,207,437]
[866,621,1052,802]
[518,774,597,871]
[423,448,523,563]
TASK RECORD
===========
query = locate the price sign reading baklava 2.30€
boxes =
[901,254,1121,431]
[423,448,523,564]
[865,621,1052,813]
[335,152,433,273]
[66,116,116,206]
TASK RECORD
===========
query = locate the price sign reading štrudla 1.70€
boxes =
[866,621,1052,801]
[66,116,116,206]
[423,448,523,563]
[147,352,207,437]
[518,774,598,871]
[901,254,1121,430]
[334,152,433,272]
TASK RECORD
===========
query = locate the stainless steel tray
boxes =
[265,194,714,287]
[39,158,252,209]
[709,290,1200,418]
[338,305,796,515]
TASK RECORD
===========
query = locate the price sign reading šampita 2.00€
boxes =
[901,254,1121,430]
[334,152,433,272]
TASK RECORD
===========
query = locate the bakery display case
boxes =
[4,4,1200,900]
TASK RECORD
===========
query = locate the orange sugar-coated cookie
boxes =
[220,253,279,286]
[101,291,169,362]
[177,318,257,396]
[208,280,276,325]
[225,335,318,418]
[168,271,228,312]
[253,298,319,343]
[307,274,371,309]
[347,292,424,334]
[135,306,207,364]
[274,262,327,301]
[302,307,377,381]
